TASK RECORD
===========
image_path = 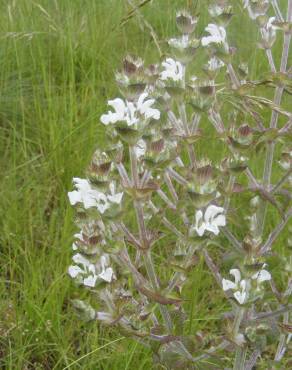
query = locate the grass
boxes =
[0,0,290,369]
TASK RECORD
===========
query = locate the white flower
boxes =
[251,264,271,284]
[100,98,129,125]
[107,181,124,205]
[68,253,97,287]
[160,58,183,82]
[68,178,109,212]
[222,269,248,305]
[193,205,226,237]
[201,24,226,47]
[136,92,160,120]
[100,93,160,126]
[68,253,115,287]
[134,139,147,159]
[68,178,123,213]
[98,255,114,283]
[207,56,224,71]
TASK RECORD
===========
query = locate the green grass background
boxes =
[0,0,290,369]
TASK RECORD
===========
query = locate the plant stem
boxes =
[129,145,139,187]
[245,350,261,370]
[143,250,173,332]
[222,228,243,252]
[129,144,174,332]
[271,169,292,194]
[135,200,149,249]
[233,307,247,370]
[260,207,292,254]
[266,49,276,73]
[157,189,176,210]
[116,162,132,187]
[167,167,188,186]
[164,172,178,203]
[271,0,284,21]
[179,63,197,169]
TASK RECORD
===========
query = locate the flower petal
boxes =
[204,205,224,223]
[98,267,114,283]
[73,253,91,268]
[68,265,83,278]
[205,223,220,235]
[68,190,82,205]
[214,214,226,227]
[222,278,237,291]
[108,192,123,204]
[230,269,241,284]
[83,274,98,287]
[234,290,247,305]
[252,269,271,283]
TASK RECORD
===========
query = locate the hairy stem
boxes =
[265,49,276,73]
[271,0,284,21]
[143,251,173,332]
[260,208,292,254]
[233,307,247,370]
[129,144,174,332]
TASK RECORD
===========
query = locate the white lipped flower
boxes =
[193,205,226,237]
[100,98,128,125]
[68,178,109,213]
[201,24,227,47]
[98,255,115,283]
[160,58,183,82]
[136,92,160,120]
[107,181,124,205]
[222,269,249,305]
[251,264,271,284]
[68,178,123,213]
[100,93,160,126]
[68,253,115,287]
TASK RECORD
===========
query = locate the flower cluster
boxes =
[68,178,123,213]
[222,265,271,304]
[201,23,227,47]
[100,93,160,126]
[68,253,115,287]
[191,205,226,237]
[160,58,183,82]
[67,2,292,368]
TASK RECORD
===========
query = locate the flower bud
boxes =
[176,10,198,34]
[123,55,144,77]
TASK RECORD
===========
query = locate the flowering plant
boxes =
[67,1,292,368]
